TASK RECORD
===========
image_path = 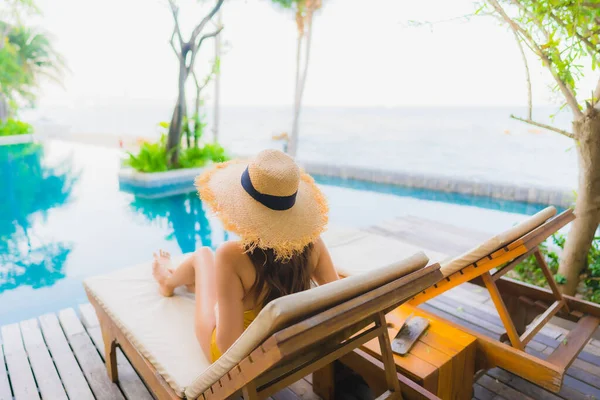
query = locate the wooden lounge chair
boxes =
[84,251,443,399]
[324,207,600,396]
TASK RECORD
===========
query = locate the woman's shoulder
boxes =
[215,241,246,261]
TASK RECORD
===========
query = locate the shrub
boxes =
[201,142,228,163]
[179,146,210,169]
[124,135,170,173]
[125,134,230,173]
[0,119,34,136]
[513,233,600,303]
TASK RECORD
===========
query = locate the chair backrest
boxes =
[440,206,558,277]
[185,251,431,398]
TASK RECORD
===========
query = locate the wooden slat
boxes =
[563,375,600,399]
[287,378,320,400]
[271,388,302,400]
[481,272,523,350]
[425,298,505,335]
[1,323,40,400]
[38,313,94,400]
[519,301,564,346]
[547,316,600,371]
[410,244,529,306]
[477,373,535,400]
[403,304,564,393]
[57,308,125,400]
[507,209,574,251]
[0,344,12,400]
[86,297,179,400]
[259,326,382,398]
[472,383,495,400]
[78,304,153,400]
[491,248,536,282]
[340,349,440,400]
[486,368,562,400]
[19,319,68,400]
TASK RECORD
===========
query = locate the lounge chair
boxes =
[84,251,443,399]
[324,207,600,395]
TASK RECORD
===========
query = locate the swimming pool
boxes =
[0,140,557,325]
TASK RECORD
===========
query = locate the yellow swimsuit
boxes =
[210,309,258,362]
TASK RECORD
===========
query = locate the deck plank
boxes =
[477,374,534,400]
[78,304,153,400]
[486,368,562,400]
[0,345,12,400]
[19,319,68,400]
[473,383,496,400]
[58,308,125,400]
[287,379,320,400]
[272,387,302,400]
[38,313,95,400]
[1,323,40,400]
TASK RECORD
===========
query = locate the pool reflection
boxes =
[129,192,223,253]
[0,143,78,291]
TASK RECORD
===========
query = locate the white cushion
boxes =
[439,206,557,277]
[84,249,429,399]
[83,255,202,397]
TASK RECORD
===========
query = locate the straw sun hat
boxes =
[195,149,328,260]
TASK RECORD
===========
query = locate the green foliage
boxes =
[192,112,206,147]
[183,115,192,148]
[0,13,64,115]
[125,135,171,173]
[513,233,600,303]
[202,142,228,162]
[179,146,210,169]
[484,0,600,107]
[125,132,230,173]
[0,118,33,136]
[271,0,295,8]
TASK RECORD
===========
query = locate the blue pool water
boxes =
[0,140,559,325]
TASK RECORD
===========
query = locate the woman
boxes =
[152,149,339,362]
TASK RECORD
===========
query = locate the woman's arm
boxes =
[311,237,340,285]
[214,243,245,354]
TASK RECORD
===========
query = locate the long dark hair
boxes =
[246,243,314,308]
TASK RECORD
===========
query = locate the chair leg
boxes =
[482,272,524,350]
[242,381,259,400]
[376,312,403,398]
[100,324,118,382]
[313,363,335,400]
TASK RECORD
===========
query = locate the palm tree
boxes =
[271,0,322,157]
[8,26,63,99]
[0,24,64,120]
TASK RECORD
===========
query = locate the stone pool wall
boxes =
[118,160,574,208]
[300,161,575,208]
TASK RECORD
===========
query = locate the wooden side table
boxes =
[358,304,477,400]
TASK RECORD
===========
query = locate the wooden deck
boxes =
[2,215,600,400]
[0,304,316,400]
[373,215,600,400]
[2,296,600,400]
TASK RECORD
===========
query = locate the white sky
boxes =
[30,0,599,108]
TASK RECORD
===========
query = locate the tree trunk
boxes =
[0,95,8,122]
[288,10,314,158]
[213,8,222,144]
[558,106,600,295]
[167,62,188,166]
[288,27,303,157]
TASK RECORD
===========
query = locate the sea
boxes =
[23,104,578,191]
